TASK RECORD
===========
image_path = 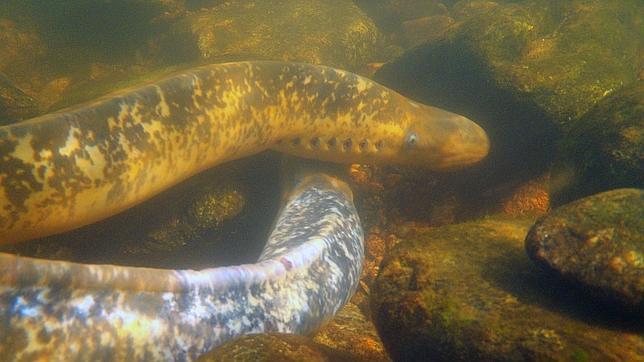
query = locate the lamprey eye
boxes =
[405,132,418,149]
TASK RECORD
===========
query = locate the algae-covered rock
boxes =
[553,82,644,204]
[526,189,643,314]
[450,0,641,126]
[197,333,333,362]
[163,0,382,70]
[124,180,245,257]
[371,215,643,361]
[400,15,455,47]
[353,0,449,33]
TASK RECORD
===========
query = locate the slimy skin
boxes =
[0,61,489,244]
[0,62,489,359]
[0,173,364,360]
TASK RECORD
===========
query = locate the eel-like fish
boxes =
[0,172,363,360]
[0,61,488,244]
[0,61,489,360]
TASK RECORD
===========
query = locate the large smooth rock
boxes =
[371,215,643,361]
[526,189,643,315]
[553,82,644,204]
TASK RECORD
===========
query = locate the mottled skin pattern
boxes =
[0,174,363,360]
[0,61,489,360]
[0,61,488,244]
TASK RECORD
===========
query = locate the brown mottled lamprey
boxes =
[0,61,488,359]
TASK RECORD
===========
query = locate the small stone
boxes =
[525,188,644,314]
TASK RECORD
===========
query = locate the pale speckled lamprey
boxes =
[0,61,489,359]
[0,173,363,360]
[0,61,488,244]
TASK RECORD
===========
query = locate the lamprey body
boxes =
[0,61,489,244]
[0,61,489,360]
[0,173,364,360]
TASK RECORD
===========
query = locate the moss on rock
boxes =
[371,214,643,361]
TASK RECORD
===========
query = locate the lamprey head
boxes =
[400,102,490,170]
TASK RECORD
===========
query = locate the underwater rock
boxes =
[371,214,643,361]
[353,0,449,34]
[374,0,641,189]
[314,302,391,362]
[499,173,550,216]
[0,1,187,109]
[0,17,46,96]
[0,74,39,125]
[197,333,334,361]
[525,189,644,315]
[163,0,382,70]
[400,15,454,47]
[122,180,245,257]
[552,82,644,205]
[451,0,500,19]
